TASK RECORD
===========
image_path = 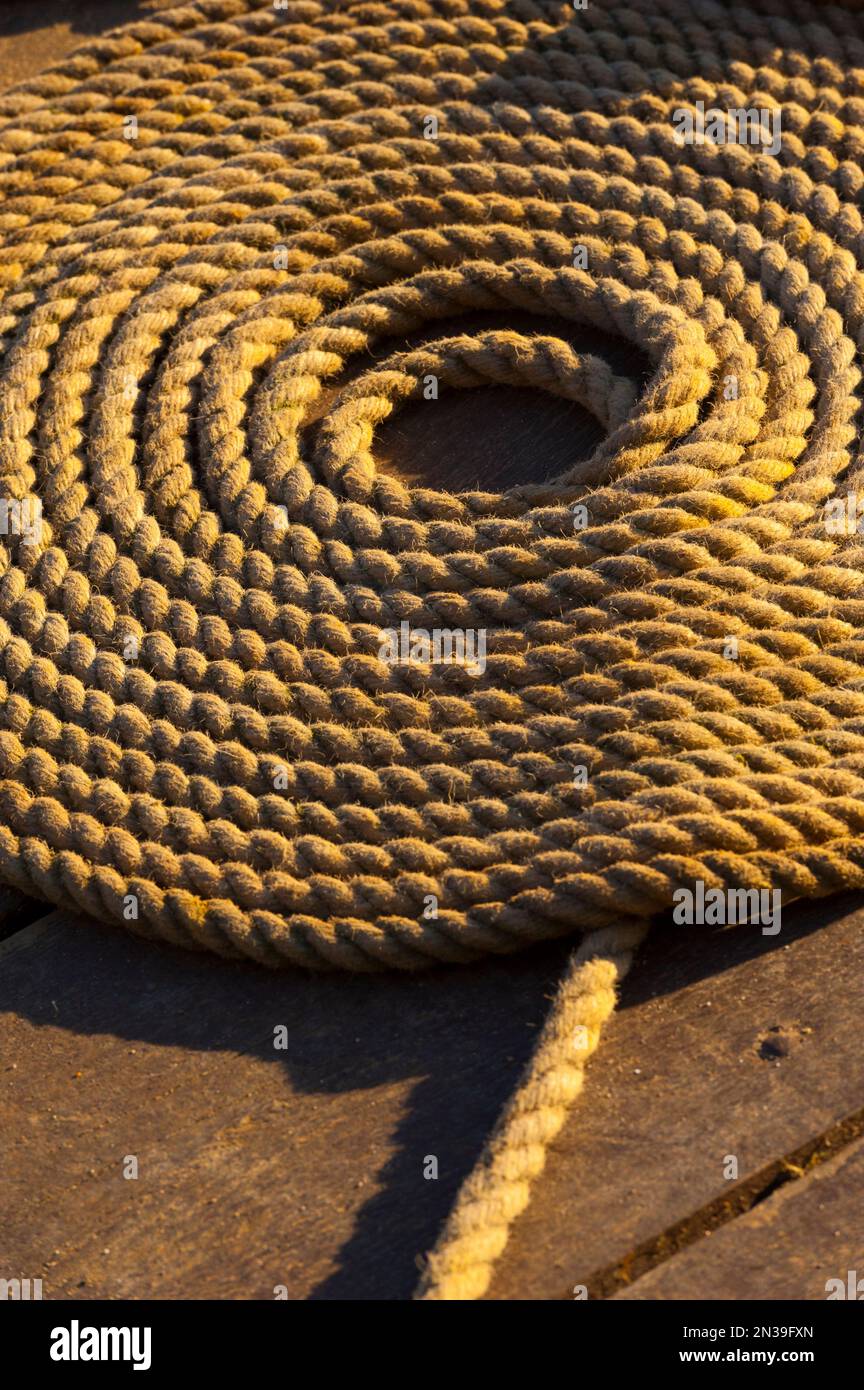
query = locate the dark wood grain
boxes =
[0,912,571,1300]
[0,887,53,944]
[0,2,174,94]
[488,896,864,1300]
[613,1136,864,1302]
[2,896,863,1300]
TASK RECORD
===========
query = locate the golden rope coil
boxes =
[0,0,863,981]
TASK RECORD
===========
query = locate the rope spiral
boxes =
[1,0,864,1297]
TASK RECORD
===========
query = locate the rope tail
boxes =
[415,920,649,1301]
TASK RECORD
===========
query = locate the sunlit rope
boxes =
[1,0,863,1298]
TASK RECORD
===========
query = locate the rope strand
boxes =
[415,921,648,1300]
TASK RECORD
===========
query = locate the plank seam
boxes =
[570,1104,864,1301]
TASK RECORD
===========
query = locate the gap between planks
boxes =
[3,901,864,1300]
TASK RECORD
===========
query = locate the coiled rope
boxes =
[1,0,864,1298]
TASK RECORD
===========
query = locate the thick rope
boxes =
[1,0,864,1297]
[415,919,648,1300]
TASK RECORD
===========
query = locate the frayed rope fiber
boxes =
[2,0,864,1297]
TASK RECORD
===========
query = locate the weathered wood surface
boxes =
[0,887,45,944]
[613,1136,864,1302]
[1,896,863,1300]
[0,911,570,1299]
[490,895,864,1300]
[0,1,161,93]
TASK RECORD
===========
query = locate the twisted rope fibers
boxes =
[2,0,864,1297]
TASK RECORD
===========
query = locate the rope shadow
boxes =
[0,888,853,1297]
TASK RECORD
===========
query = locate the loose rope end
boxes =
[414,920,649,1302]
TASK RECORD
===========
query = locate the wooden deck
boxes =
[2,893,863,1300]
[0,0,862,1304]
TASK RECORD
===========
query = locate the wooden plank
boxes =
[0,910,63,961]
[1,896,863,1299]
[0,911,571,1299]
[0,3,193,81]
[613,1136,864,1301]
[0,3,169,93]
[487,895,864,1300]
[0,890,54,945]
